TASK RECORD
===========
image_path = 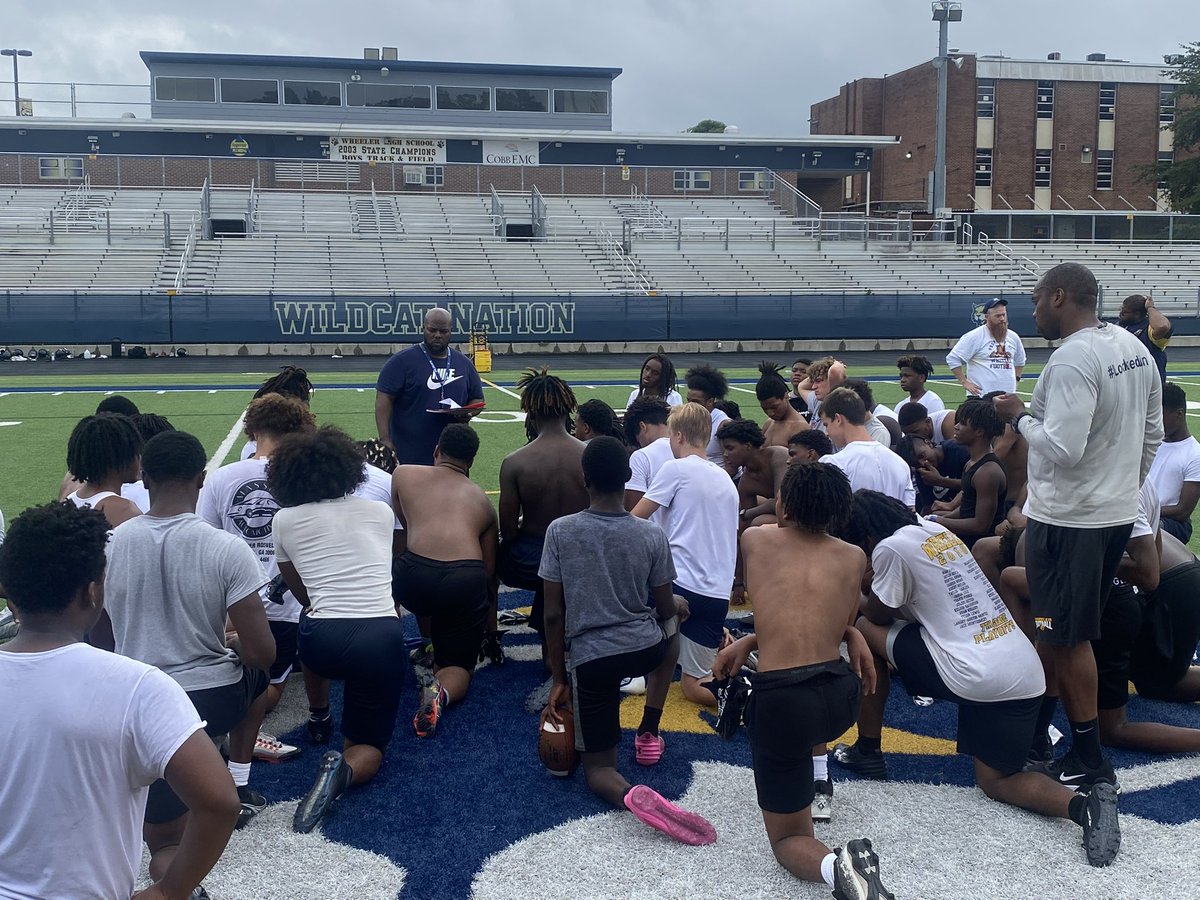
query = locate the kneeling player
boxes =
[833,491,1120,868]
[715,463,895,899]
[542,437,716,845]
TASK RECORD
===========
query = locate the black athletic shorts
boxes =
[298,615,407,750]
[498,534,546,635]
[1025,519,1132,646]
[745,660,861,815]
[570,637,670,753]
[889,623,1039,776]
[1132,559,1200,699]
[145,666,269,825]
[393,551,489,671]
[1094,583,1142,711]
[268,619,299,684]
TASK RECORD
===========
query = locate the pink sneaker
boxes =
[623,785,717,845]
[634,731,665,766]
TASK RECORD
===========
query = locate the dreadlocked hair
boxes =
[755,361,789,401]
[254,365,314,404]
[358,439,399,474]
[956,397,1005,439]
[518,366,577,421]
[779,462,852,532]
[835,490,918,550]
[637,353,678,400]
[66,414,143,483]
[578,398,626,445]
[897,355,935,377]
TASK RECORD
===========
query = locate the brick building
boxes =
[811,52,1183,213]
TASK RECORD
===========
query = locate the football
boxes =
[538,703,580,777]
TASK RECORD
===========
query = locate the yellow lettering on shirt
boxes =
[920,531,970,566]
[973,613,1017,644]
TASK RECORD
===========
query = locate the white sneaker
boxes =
[620,676,647,695]
[253,731,300,762]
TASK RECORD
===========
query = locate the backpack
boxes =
[128,345,148,359]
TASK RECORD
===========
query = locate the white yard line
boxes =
[481,378,522,400]
[729,385,757,395]
[207,410,248,474]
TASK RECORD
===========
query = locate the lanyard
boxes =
[421,345,452,398]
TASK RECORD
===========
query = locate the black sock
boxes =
[1032,695,1058,752]
[703,682,722,703]
[1068,793,1088,827]
[309,705,330,721]
[638,706,663,736]
[856,735,882,754]
[1070,718,1103,769]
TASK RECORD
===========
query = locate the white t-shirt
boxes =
[821,441,916,507]
[1021,323,1163,528]
[627,436,675,529]
[196,457,300,623]
[1147,435,1200,510]
[273,496,396,620]
[946,325,1027,396]
[866,416,891,448]
[874,404,899,423]
[1131,477,1161,540]
[706,407,730,466]
[927,409,953,447]
[626,388,684,409]
[872,521,1045,703]
[355,462,402,530]
[894,390,946,418]
[121,481,151,514]
[240,439,257,461]
[0,644,202,900]
[644,455,739,598]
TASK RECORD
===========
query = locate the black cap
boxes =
[982,298,1008,312]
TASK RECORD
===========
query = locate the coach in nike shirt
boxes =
[375,308,485,465]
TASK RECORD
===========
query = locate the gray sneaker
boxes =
[811,778,833,823]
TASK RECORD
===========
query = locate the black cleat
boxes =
[306,713,333,745]
[293,751,353,834]
[832,838,894,900]
[235,785,267,830]
[812,778,834,824]
[714,674,751,740]
[1046,749,1119,792]
[479,630,506,666]
[833,742,889,781]
[1082,781,1121,867]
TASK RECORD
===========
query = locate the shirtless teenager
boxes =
[719,419,789,528]
[392,424,499,737]
[64,414,143,528]
[498,369,588,658]
[756,362,808,448]
[714,462,893,899]
[982,391,1029,533]
[926,398,1007,548]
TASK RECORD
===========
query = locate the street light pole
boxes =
[1,49,33,117]
[930,2,961,216]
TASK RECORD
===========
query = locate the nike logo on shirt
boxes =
[428,373,463,390]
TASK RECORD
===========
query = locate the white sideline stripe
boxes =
[208,410,248,474]
[729,385,757,394]
[52,391,63,396]
[481,378,521,400]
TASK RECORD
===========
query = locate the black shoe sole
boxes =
[293,753,351,834]
[1083,781,1121,867]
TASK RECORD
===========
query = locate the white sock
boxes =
[812,753,829,782]
[227,760,251,787]
[820,852,837,888]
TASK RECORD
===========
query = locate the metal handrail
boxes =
[598,222,654,295]
[173,217,199,292]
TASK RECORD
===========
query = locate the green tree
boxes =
[686,119,728,133]
[1156,43,1200,213]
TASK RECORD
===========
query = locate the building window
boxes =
[1099,82,1117,121]
[1034,150,1052,188]
[436,86,491,110]
[495,88,548,112]
[220,78,279,104]
[425,166,444,187]
[553,90,608,114]
[346,83,431,109]
[737,170,775,191]
[38,157,84,179]
[673,169,711,191]
[1160,85,1176,124]
[1036,80,1055,119]
[976,79,995,118]
[1158,151,1174,190]
[1096,150,1114,190]
[974,149,993,187]
[283,81,341,106]
[154,76,216,103]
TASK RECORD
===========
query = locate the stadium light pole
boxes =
[930,2,961,216]
[1,49,32,117]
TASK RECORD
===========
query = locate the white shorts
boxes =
[677,634,717,679]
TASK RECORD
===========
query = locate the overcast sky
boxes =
[3,0,1197,132]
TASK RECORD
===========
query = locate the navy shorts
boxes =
[393,551,489,671]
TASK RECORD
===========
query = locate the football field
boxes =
[1,361,1199,900]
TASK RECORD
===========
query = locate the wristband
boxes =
[1013,412,1032,431]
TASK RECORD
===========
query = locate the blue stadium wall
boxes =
[9,292,1197,345]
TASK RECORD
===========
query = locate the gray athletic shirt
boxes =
[539,509,676,670]
[104,513,269,691]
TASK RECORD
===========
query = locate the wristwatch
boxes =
[1013,412,1032,431]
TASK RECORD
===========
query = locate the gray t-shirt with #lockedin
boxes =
[539,509,676,670]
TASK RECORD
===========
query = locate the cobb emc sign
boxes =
[482,140,540,167]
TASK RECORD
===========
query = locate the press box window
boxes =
[1160,85,1176,125]
[553,90,608,114]
[738,171,775,191]
[974,149,993,188]
[496,88,548,112]
[39,157,84,179]
[436,86,490,111]
[673,170,711,191]
[154,76,215,103]
[284,81,341,106]
[976,79,995,118]
[1036,80,1054,119]
[220,79,278,104]
[1034,150,1052,188]
[1096,151,1114,190]
[425,166,444,187]
[1099,83,1117,121]
[346,83,431,108]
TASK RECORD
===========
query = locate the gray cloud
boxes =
[3,0,1196,132]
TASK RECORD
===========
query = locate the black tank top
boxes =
[959,452,1006,538]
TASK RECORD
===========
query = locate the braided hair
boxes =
[634,353,678,402]
[755,361,789,401]
[836,490,918,551]
[254,365,314,404]
[779,462,852,533]
[357,439,399,474]
[577,399,626,446]
[66,414,143,484]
